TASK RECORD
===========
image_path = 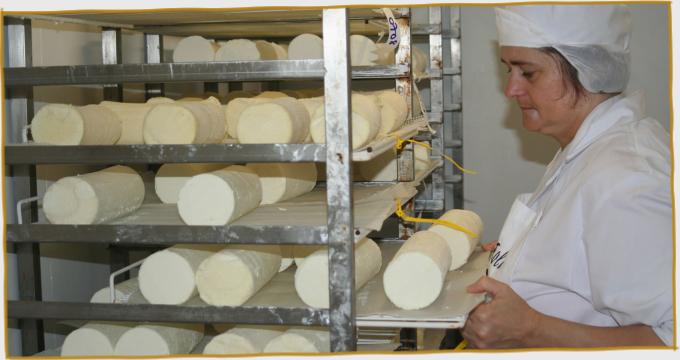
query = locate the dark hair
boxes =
[539,47,588,103]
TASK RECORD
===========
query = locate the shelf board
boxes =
[4,61,409,86]
[7,184,417,245]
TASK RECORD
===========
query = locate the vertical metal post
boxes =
[5,16,44,355]
[449,7,464,209]
[322,8,356,352]
[144,33,165,99]
[395,16,414,184]
[429,7,445,214]
[101,27,123,101]
[102,27,128,278]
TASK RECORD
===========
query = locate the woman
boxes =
[461,5,673,348]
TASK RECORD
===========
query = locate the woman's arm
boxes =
[462,276,665,348]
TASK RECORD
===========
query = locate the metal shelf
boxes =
[5,143,326,165]
[7,8,408,27]
[5,120,426,165]
[7,184,418,245]
[8,301,328,326]
[4,61,409,86]
[8,242,485,330]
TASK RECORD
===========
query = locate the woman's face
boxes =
[500,46,583,145]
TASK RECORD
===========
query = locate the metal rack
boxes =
[3,7,453,355]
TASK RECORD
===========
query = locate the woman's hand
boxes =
[462,276,541,349]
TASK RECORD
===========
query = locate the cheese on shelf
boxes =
[31,104,121,145]
[139,244,224,305]
[383,231,451,310]
[263,328,329,353]
[177,165,261,225]
[288,33,323,60]
[295,238,381,308]
[196,245,282,306]
[245,162,317,204]
[42,165,144,224]
[237,97,309,144]
[155,163,229,204]
[99,101,153,145]
[204,326,286,355]
[310,93,381,150]
[114,323,205,356]
[173,35,217,62]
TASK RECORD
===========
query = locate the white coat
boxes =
[488,91,673,345]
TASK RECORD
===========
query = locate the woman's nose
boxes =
[504,75,524,98]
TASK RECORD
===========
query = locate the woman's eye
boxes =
[522,71,535,79]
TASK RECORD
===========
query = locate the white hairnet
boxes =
[495,5,632,93]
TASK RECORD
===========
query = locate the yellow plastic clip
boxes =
[392,134,477,175]
[394,199,478,238]
[454,339,468,351]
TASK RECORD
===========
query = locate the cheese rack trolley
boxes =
[3,6,459,355]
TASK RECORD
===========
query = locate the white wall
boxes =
[461,4,670,243]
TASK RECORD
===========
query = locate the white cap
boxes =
[495,5,632,93]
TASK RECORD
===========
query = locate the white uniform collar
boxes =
[563,90,646,163]
[527,91,645,206]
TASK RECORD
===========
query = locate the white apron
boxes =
[487,151,564,283]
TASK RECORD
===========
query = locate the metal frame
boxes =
[2,7,440,354]
[322,9,356,352]
[4,62,409,86]
[4,16,45,355]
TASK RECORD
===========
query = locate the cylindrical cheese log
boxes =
[62,322,134,356]
[292,245,325,266]
[271,42,288,59]
[415,144,431,174]
[204,325,285,354]
[43,165,144,224]
[155,163,229,204]
[254,91,289,99]
[31,104,121,145]
[279,245,294,272]
[139,244,225,305]
[356,148,397,181]
[350,34,379,66]
[237,97,309,144]
[245,163,317,204]
[383,231,451,310]
[89,277,140,304]
[114,323,205,356]
[224,90,256,103]
[255,40,280,60]
[288,34,323,60]
[99,101,152,144]
[298,97,324,143]
[198,97,226,141]
[223,97,269,139]
[264,328,329,353]
[427,209,483,271]
[178,165,261,225]
[374,43,395,65]
[310,93,381,150]
[173,35,217,62]
[295,238,381,308]
[196,245,282,306]
[143,100,224,144]
[372,90,408,136]
[215,39,261,61]
[146,96,175,104]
